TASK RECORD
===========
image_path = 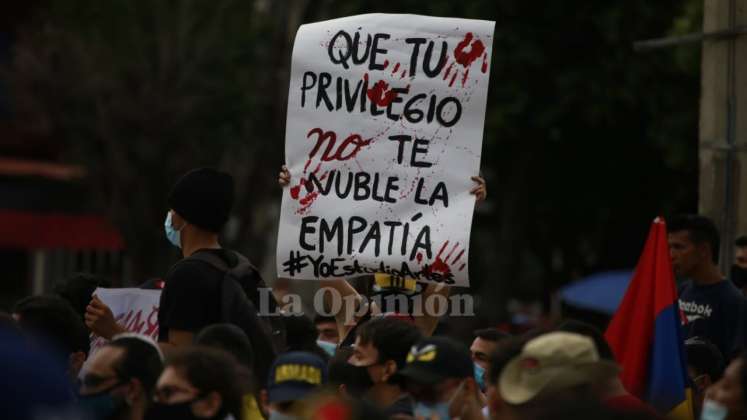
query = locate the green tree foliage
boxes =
[6,0,295,281]
[5,0,702,322]
[305,0,702,320]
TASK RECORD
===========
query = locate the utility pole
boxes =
[699,0,745,273]
[635,0,747,273]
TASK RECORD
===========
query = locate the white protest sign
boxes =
[277,14,494,286]
[86,288,161,362]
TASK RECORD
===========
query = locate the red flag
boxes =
[605,218,693,418]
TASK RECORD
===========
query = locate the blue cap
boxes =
[267,352,327,403]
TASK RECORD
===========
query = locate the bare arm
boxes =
[319,278,380,341]
[414,283,451,336]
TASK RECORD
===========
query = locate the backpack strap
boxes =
[185,249,285,351]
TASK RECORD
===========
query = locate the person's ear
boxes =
[382,360,398,382]
[68,351,86,378]
[192,391,222,418]
[170,211,187,230]
[124,378,143,405]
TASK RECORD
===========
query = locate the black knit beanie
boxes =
[167,168,234,233]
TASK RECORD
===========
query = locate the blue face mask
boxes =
[700,399,728,420]
[415,402,451,420]
[316,339,337,357]
[164,212,183,248]
[474,362,486,391]
[414,380,464,420]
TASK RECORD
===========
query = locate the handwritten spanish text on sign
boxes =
[277,14,494,286]
[86,288,160,362]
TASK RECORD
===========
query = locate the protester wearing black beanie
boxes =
[167,168,234,233]
[87,166,282,377]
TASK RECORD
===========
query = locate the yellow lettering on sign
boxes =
[274,364,322,385]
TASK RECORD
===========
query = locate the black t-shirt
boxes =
[678,279,745,358]
[158,249,239,342]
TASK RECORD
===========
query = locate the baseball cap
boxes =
[398,336,472,384]
[267,352,328,403]
[499,332,619,405]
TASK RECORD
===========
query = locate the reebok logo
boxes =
[678,300,713,318]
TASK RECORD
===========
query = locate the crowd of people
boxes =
[2,167,747,420]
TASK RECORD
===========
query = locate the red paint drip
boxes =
[367,80,399,107]
[290,163,325,202]
[481,52,489,73]
[424,242,453,276]
[290,176,310,199]
[454,32,485,67]
[445,242,460,261]
[382,59,389,70]
[443,63,455,81]
[425,257,452,276]
[363,73,369,83]
[416,253,423,263]
[459,263,466,272]
[449,71,458,88]
[299,191,319,206]
[296,189,321,215]
[436,241,449,259]
[392,62,401,74]
[451,249,465,265]
[400,69,407,79]
[461,68,470,87]
[303,158,312,173]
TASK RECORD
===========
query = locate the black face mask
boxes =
[144,398,219,420]
[346,364,375,397]
[731,265,747,288]
[77,381,128,420]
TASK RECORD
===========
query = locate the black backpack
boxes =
[188,250,286,384]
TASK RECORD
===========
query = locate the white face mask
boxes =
[701,399,728,420]
[164,212,184,248]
